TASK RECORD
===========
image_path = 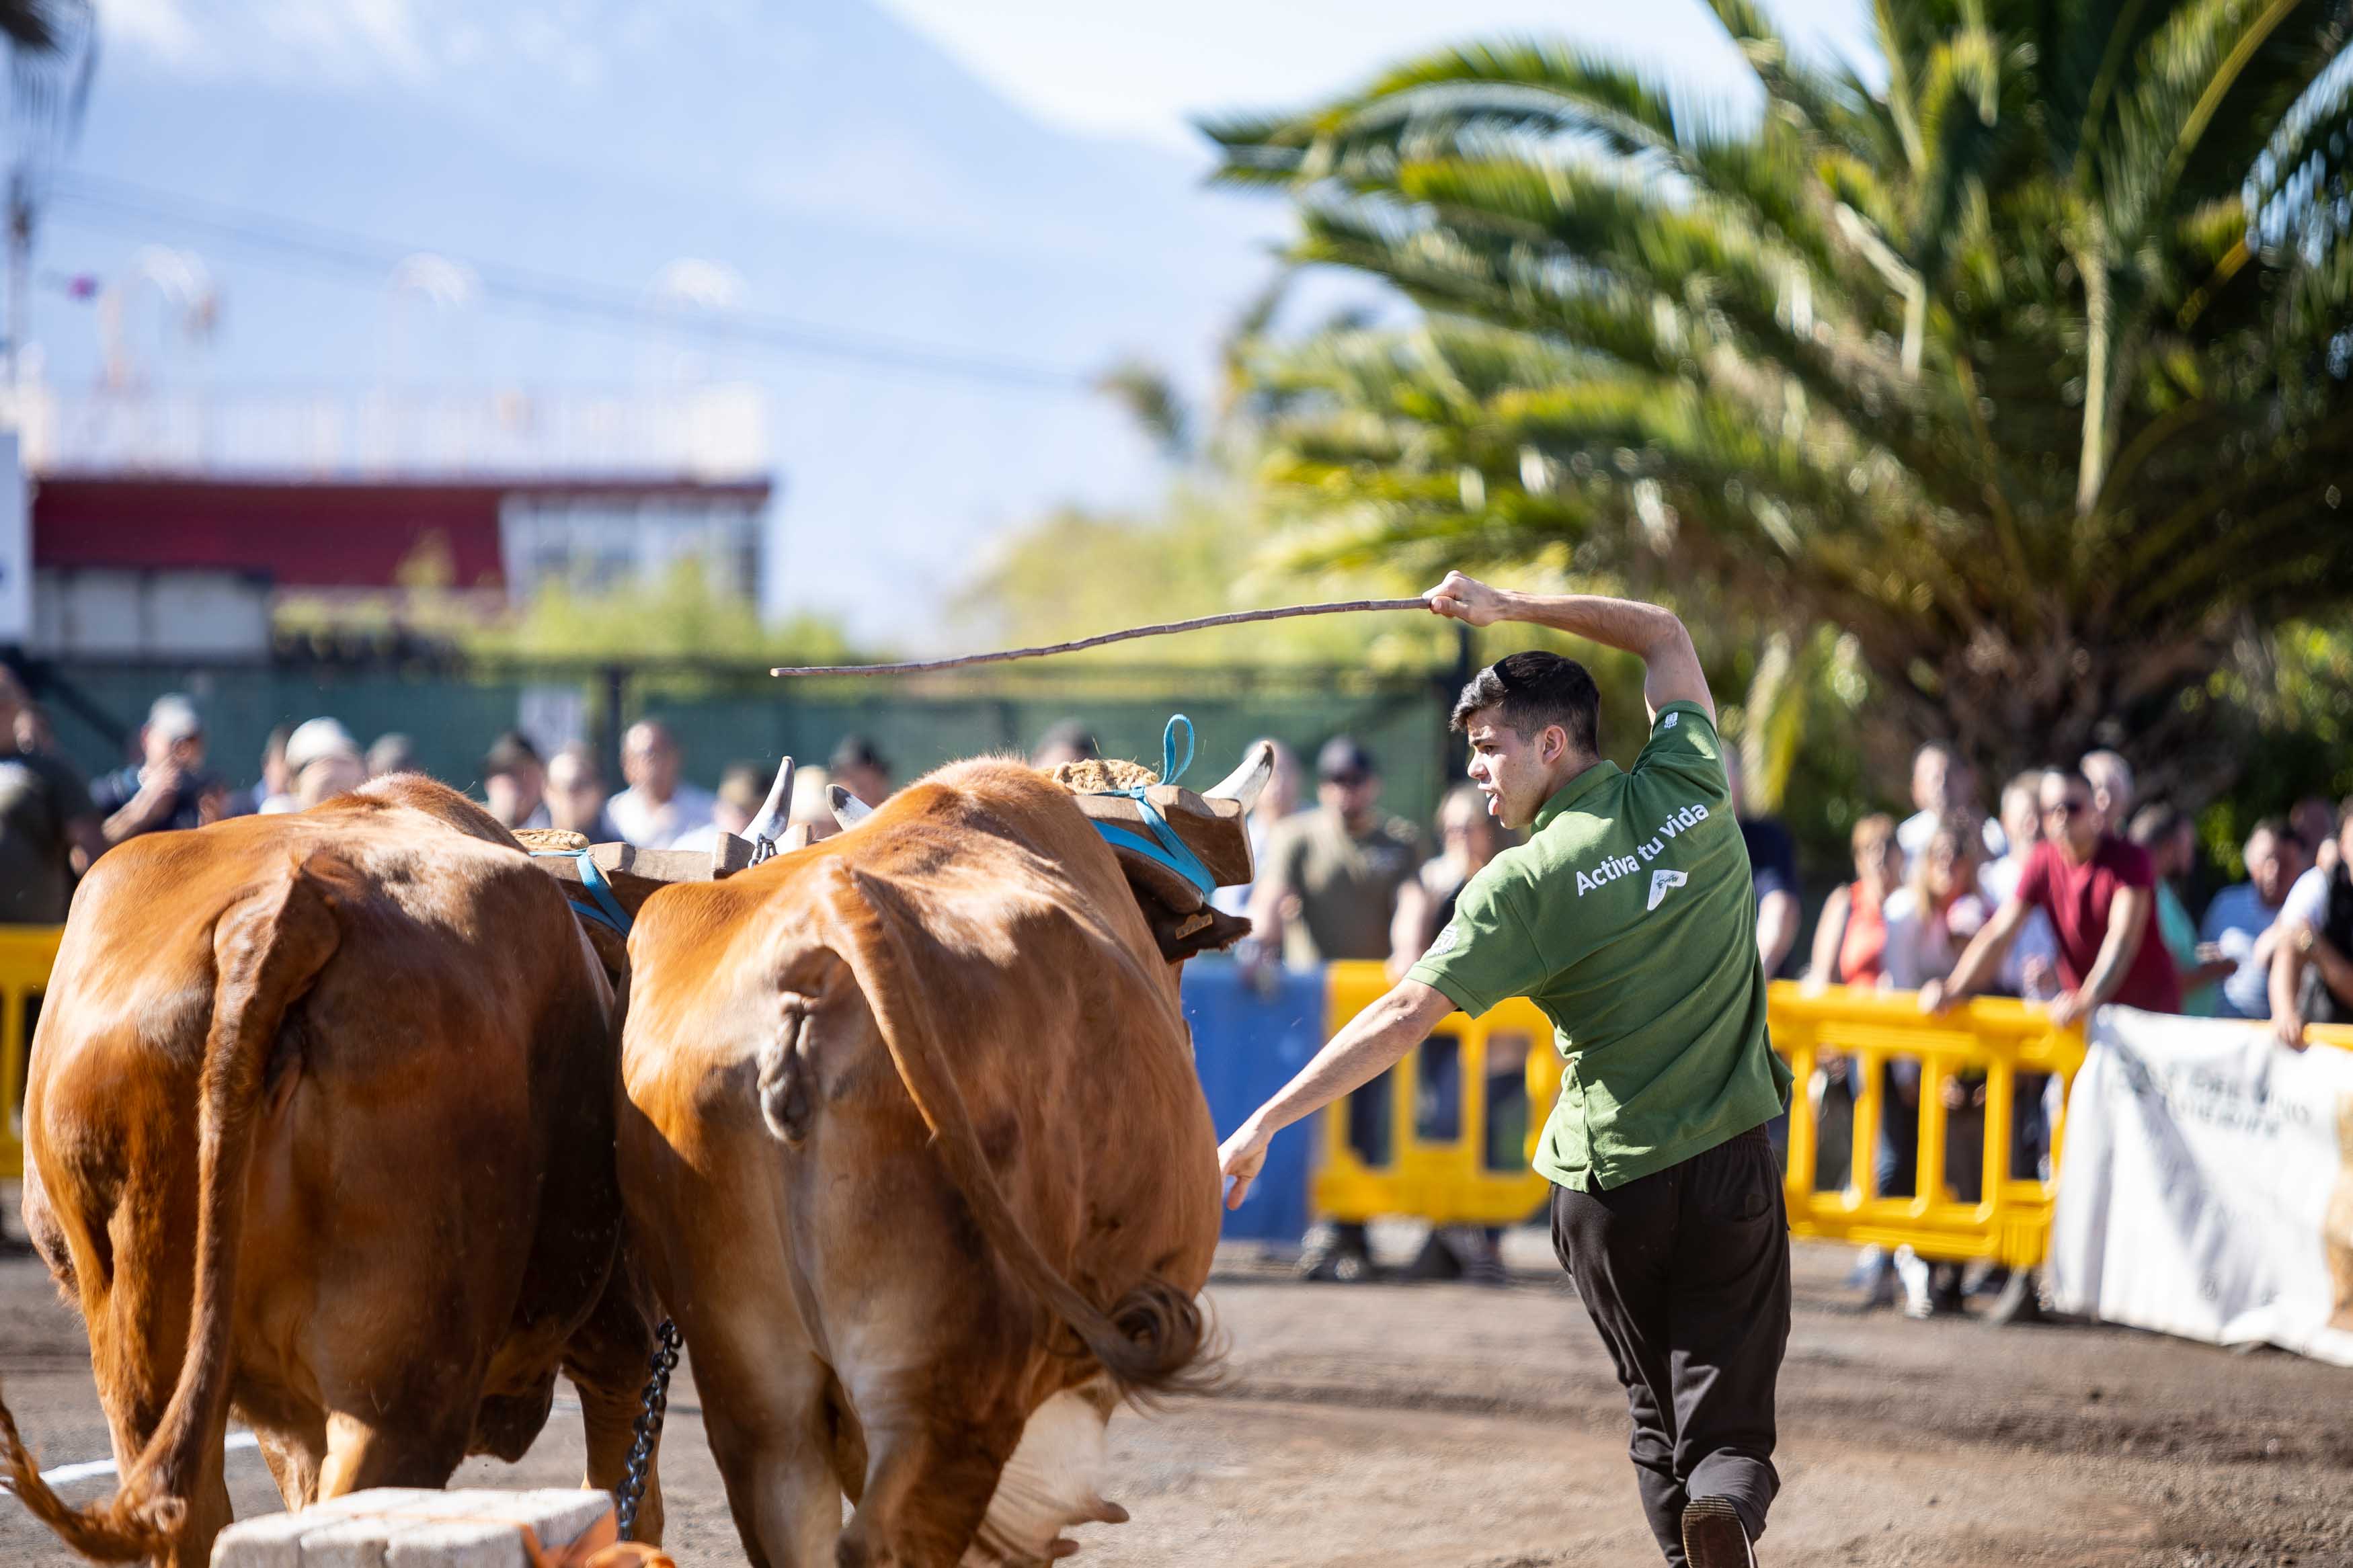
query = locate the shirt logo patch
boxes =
[1663,712,1679,728]
[1426,921,1460,958]
[1646,869,1689,911]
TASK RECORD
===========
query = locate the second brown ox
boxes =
[0,776,666,1567]
[619,748,1271,1567]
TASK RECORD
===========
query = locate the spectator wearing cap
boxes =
[0,667,103,921]
[91,694,231,845]
[545,743,623,843]
[481,731,551,831]
[674,763,769,853]
[609,719,715,850]
[1030,720,1099,773]
[281,718,367,810]
[367,732,420,779]
[2191,813,2303,1019]
[1248,737,1427,973]
[829,735,893,809]
[1246,735,1425,1284]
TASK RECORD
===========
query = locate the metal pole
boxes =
[600,663,628,789]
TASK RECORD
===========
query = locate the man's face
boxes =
[1318,770,1381,832]
[2040,776,2100,860]
[485,761,546,829]
[2244,829,2299,904]
[546,755,606,831]
[623,729,680,800]
[1912,749,1948,813]
[2001,786,2041,854]
[145,723,204,774]
[1464,710,1567,832]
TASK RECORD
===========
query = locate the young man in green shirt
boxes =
[1220,571,1792,1568]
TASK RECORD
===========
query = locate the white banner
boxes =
[2049,1007,2353,1365]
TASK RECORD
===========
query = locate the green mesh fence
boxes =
[34,661,1461,829]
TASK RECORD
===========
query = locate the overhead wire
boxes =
[42,171,1100,393]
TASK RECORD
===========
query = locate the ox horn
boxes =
[744,755,796,846]
[1201,740,1276,812]
[829,784,873,829]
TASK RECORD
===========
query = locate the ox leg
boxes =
[690,1331,847,1568]
[561,1264,666,1546]
[313,1399,473,1501]
[834,1383,1029,1568]
[251,1419,327,1511]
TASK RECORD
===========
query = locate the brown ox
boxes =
[0,776,664,1567]
[619,752,1267,1567]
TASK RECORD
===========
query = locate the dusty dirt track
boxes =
[1,1227,2347,1568]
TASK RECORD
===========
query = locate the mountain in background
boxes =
[34,0,1283,645]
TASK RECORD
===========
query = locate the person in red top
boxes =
[1923,766,2182,1022]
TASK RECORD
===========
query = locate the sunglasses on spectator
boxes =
[2044,799,2090,819]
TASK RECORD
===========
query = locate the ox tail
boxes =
[0,854,343,1560]
[822,865,1215,1399]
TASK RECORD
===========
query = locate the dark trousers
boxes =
[1550,1124,1791,1564]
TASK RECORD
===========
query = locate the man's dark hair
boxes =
[830,733,889,773]
[1449,651,1601,755]
[482,729,543,780]
[2127,800,2181,848]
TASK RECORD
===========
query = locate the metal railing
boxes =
[0,925,63,1181]
[1316,970,2079,1266]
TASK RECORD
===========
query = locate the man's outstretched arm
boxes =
[1218,980,1456,1208]
[1425,571,1714,724]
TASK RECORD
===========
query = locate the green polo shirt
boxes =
[1406,701,1790,1191]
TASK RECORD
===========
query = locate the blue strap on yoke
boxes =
[529,847,633,938]
[1088,714,1218,900]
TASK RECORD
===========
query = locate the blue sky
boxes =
[64,1,1874,647]
[872,0,1873,153]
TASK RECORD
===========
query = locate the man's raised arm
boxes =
[1425,571,1714,724]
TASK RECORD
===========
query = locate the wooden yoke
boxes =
[1066,784,1257,962]
[524,835,759,905]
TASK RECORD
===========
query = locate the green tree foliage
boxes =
[1203,0,2353,790]
[949,490,1466,670]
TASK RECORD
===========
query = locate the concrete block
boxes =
[212,1486,616,1567]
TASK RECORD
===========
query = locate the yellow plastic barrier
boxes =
[1315,966,2110,1268]
[0,925,64,1181]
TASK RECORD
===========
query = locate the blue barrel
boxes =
[1181,958,1327,1245]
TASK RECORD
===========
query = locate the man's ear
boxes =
[1543,724,1570,766]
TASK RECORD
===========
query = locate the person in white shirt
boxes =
[606,719,716,850]
[1979,772,2061,1000]
[672,763,764,854]
[2197,817,2304,1019]
[1897,741,2005,866]
[1209,737,1302,922]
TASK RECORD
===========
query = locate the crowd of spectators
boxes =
[13,680,2353,1309]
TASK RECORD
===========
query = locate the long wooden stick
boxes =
[769,598,1431,677]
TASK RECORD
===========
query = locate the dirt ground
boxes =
[1,1223,2348,1568]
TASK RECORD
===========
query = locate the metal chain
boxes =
[614,1317,682,1542]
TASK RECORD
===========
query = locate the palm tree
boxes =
[1204,0,2353,788]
